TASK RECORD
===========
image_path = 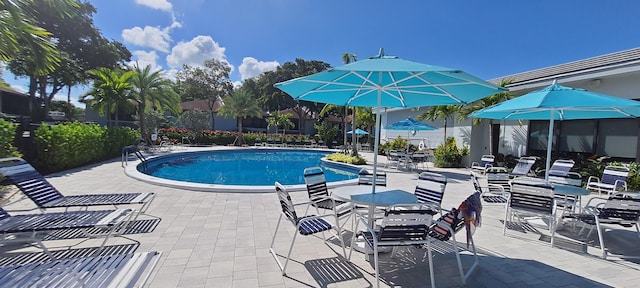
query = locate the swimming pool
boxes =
[125,148,360,192]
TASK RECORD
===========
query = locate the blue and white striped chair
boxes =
[470,154,494,174]
[270,182,346,275]
[587,165,629,196]
[414,172,447,214]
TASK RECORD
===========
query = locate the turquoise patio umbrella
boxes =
[386,118,436,153]
[347,128,369,148]
[471,80,640,180]
[275,48,506,193]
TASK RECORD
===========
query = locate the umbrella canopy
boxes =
[387,117,436,153]
[347,128,369,135]
[471,80,640,179]
[275,49,506,194]
[386,117,436,131]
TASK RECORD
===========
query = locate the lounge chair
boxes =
[0,158,155,218]
[470,154,494,174]
[587,165,629,196]
[510,156,537,178]
[547,159,582,187]
[0,206,134,259]
[357,169,387,186]
[0,251,161,287]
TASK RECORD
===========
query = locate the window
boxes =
[558,120,596,153]
[597,119,639,158]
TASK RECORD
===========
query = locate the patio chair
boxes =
[414,172,447,213]
[547,159,582,187]
[270,182,346,275]
[427,192,481,285]
[303,167,352,228]
[503,178,557,246]
[0,158,156,219]
[472,167,510,204]
[564,192,640,259]
[510,156,537,178]
[254,137,263,146]
[0,206,134,259]
[586,165,629,196]
[349,203,439,288]
[470,154,494,174]
[384,150,401,169]
[0,251,161,287]
[357,169,387,187]
[411,152,428,170]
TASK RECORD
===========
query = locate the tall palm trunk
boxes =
[343,106,348,153]
[351,107,357,156]
[237,117,244,145]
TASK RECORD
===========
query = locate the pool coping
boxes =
[123,146,360,193]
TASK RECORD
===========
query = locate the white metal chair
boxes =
[270,182,347,275]
[470,154,494,174]
[565,192,640,259]
[349,203,438,288]
[472,167,510,204]
[303,167,352,229]
[385,150,401,169]
[587,165,629,196]
[414,172,447,213]
[547,159,582,187]
[510,156,537,178]
[358,169,387,187]
[503,178,557,246]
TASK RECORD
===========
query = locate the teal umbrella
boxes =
[346,128,369,135]
[471,80,640,179]
[387,118,436,153]
[276,48,505,193]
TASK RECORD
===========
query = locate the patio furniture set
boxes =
[271,166,480,287]
[470,155,640,260]
[0,157,161,287]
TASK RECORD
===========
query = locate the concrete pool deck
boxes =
[2,146,640,287]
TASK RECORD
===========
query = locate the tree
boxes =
[458,78,513,154]
[83,67,134,127]
[0,0,79,75]
[7,1,131,118]
[178,109,211,140]
[342,53,359,155]
[417,105,464,144]
[217,89,263,145]
[319,103,348,151]
[267,110,294,135]
[130,64,181,142]
[175,59,233,129]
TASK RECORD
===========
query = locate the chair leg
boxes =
[594,219,607,259]
[269,215,285,273]
[373,245,380,288]
[426,238,435,288]
[503,207,510,236]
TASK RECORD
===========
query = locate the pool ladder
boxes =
[122,145,147,169]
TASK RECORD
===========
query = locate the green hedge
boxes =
[0,119,21,158]
[159,128,311,146]
[35,122,139,172]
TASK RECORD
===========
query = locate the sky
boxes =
[5,0,640,107]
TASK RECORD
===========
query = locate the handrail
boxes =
[122,145,146,169]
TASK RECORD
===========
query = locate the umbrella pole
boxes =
[544,109,555,180]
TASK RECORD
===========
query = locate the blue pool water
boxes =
[139,149,359,186]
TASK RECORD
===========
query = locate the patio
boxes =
[1,147,640,287]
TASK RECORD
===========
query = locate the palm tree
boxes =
[459,78,513,154]
[342,53,359,155]
[83,67,134,127]
[130,64,180,142]
[417,105,464,144]
[319,103,348,151]
[267,110,294,135]
[217,89,263,145]
[0,0,78,75]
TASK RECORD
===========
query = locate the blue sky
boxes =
[5,0,640,106]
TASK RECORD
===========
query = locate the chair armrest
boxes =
[614,180,628,190]
[583,196,609,208]
[587,175,600,184]
[471,162,479,167]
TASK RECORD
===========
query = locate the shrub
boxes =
[627,162,640,190]
[0,119,21,158]
[34,122,138,172]
[433,137,468,168]
[326,153,367,165]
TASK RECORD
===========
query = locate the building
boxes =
[382,47,640,162]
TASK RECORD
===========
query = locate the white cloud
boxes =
[127,50,162,72]
[122,26,172,53]
[238,57,279,80]
[166,35,233,71]
[232,81,242,89]
[136,0,172,12]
